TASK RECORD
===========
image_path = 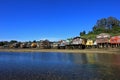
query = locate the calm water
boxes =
[0,52,120,80]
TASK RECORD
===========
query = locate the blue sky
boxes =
[0,0,120,41]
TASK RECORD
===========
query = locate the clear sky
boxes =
[0,0,120,41]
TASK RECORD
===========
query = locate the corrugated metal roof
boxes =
[96,33,111,38]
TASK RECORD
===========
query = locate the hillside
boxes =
[80,16,120,40]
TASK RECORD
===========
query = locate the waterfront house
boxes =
[58,40,67,49]
[26,42,31,48]
[110,36,120,47]
[86,39,93,48]
[71,37,82,45]
[39,40,52,49]
[96,33,111,48]
[51,41,59,49]
[31,43,37,48]
[20,42,27,48]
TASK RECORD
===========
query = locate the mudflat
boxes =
[0,48,120,54]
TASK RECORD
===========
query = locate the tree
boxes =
[92,16,120,35]
[33,40,36,43]
[0,42,4,46]
[83,31,86,35]
[93,16,120,31]
[80,30,86,36]
[79,16,120,40]
[10,40,17,44]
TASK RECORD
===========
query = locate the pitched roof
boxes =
[96,33,111,38]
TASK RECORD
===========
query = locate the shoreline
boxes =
[0,48,120,54]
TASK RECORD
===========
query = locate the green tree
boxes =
[0,42,4,46]
[80,30,86,36]
[93,16,120,31]
[80,16,120,40]
[10,40,18,44]
[33,40,36,43]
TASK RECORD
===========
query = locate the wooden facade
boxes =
[51,42,59,49]
[86,39,93,48]
[96,33,111,48]
[39,40,52,49]
[66,37,87,49]
[58,40,66,49]
[31,43,37,48]
[110,36,120,47]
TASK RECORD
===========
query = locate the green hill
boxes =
[80,16,120,40]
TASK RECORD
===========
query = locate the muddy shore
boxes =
[0,48,120,54]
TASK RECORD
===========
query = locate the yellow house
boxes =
[86,39,93,46]
[31,43,37,48]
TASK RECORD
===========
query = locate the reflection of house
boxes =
[86,54,96,64]
[71,54,88,64]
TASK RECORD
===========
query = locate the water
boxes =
[0,52,120,80]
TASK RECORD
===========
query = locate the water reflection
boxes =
[0,52,120,80]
